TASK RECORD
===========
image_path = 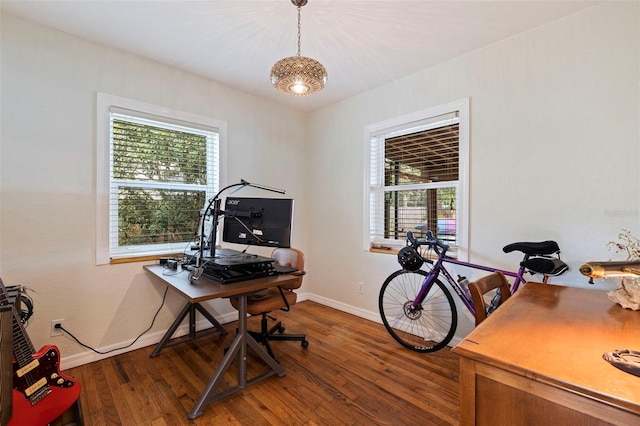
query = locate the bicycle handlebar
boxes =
[407,230,450,256]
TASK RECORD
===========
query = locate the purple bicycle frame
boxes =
[411,254,525,315]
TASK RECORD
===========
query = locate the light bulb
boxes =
[291,81,309,94]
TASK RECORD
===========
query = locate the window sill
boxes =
[109,253,185,265]
[369,246,399,255]
[369,245,458,260]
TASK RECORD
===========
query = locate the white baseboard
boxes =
[300,292,463,347]
[60,292,462,370]
[59,311,238,370]
[299,292,383,324]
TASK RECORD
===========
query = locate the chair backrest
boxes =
[272,248,305,290]
[468,271,511,326]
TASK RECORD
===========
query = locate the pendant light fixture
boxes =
[270,0,328,96]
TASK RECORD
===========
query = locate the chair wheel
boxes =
[277,327,285,334]
[301,340,309,349]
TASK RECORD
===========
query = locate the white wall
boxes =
[1,1,638,365]
[305,2,640,336]
[0,13,308,364]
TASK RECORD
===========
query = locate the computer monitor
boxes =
[222,197,294,248]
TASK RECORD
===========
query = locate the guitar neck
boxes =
[11,311,37,367]
[0,278,37,367]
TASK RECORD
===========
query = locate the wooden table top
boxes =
[453,282,640,412]
[144,264,298,303]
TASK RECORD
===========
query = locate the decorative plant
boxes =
[607,229,640,261]
[606,229,640,310]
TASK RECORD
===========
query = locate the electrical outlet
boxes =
[50,319,64,337]
[358,282,365,294]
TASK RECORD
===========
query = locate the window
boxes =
[97,94,226,264]
[365,99,469,260]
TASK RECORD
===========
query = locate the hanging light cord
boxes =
[296,6,302,57]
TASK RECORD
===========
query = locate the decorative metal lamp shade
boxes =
[270,0,327,96]
[270,56,328,96]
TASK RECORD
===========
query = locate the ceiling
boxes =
[1,0,600,112]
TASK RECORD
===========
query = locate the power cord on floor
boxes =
[55,286,169,355]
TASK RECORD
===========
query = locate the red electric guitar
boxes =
[0,278,80,426]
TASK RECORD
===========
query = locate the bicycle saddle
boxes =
[503,241,560,256]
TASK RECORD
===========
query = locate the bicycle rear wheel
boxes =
[379,269,457,353]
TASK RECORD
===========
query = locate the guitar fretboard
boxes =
[0,279,37,367]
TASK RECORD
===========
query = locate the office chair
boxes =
[230,248,308,359]
[468,271,511,326]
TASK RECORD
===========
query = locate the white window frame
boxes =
[364,98,469,261]
[96,93,227,264]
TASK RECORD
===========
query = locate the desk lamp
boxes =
[196,179,286,266]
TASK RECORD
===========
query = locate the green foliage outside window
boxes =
[118,188,205,246]
[112,119,210,246]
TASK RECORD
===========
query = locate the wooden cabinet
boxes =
[453,283,640,425]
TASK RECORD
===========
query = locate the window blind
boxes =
[370,117,459,246]
[109,112,219,257]
[384,123,459,186]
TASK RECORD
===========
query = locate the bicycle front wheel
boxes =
[379,269,457,353]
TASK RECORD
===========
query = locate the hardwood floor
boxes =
[61,301,460,425]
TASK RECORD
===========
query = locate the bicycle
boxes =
[378,231,568,353]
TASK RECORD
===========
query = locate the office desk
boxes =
[453,282,640,425]
[144,264,298,419]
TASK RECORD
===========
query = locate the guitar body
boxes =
[9,344,80,426]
